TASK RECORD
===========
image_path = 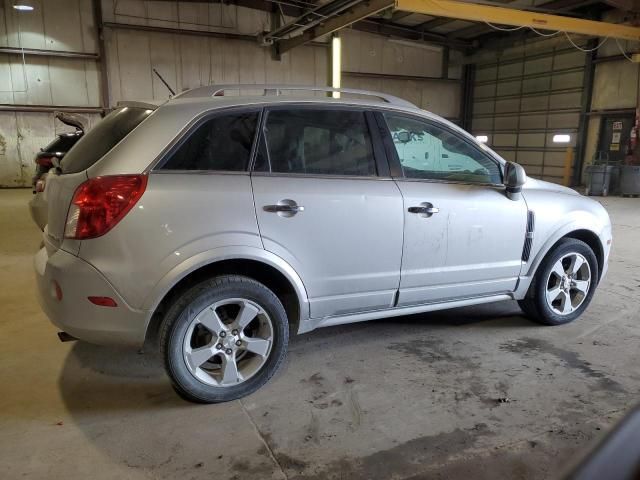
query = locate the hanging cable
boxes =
[484,21,525,32]
[483,20,616,56]
[614,38,635,62]
[563,32,609,52]
[529,26,561,37]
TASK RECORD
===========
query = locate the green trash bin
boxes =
[620,165,640,196]
[586,165,615,196]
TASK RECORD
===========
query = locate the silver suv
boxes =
[35,85,612,403]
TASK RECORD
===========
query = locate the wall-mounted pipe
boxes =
[102,22,258,42]
[0,104,105,114]
[0,47,98,59]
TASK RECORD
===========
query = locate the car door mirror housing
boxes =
[504,162,527,200]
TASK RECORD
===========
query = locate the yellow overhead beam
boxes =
[395,0,640,41]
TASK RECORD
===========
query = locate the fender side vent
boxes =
[522,210,535,262]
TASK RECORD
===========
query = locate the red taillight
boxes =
[36,156,54,167]
[88,296,118,307]
[65,175,147,239]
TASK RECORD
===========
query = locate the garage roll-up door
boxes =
[472,46,586,184]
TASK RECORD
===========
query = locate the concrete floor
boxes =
[0,189,638,480]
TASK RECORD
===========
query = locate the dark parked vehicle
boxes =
[29,113,86,230]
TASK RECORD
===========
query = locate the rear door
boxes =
[251,106,404,319]
[377,111,528,306]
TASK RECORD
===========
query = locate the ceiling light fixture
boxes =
[13,4,34,11]
[553,134,571,143]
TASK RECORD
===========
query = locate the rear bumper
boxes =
[34,247,150,347]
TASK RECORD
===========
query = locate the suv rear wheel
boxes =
[160,275,289,403]
[519,238,598,326]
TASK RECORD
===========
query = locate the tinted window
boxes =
[43,134,80,155]
[384,113,501,184]
[62,107,152,174]
[263,109,376,176]
[162,111,258,171]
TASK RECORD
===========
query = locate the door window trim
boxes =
[250,104,391,179]
[150,106,264,174]
[374,110,504,187]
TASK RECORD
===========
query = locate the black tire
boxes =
[518,238,599,326]
[160,275,289,403]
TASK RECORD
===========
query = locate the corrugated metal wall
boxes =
[0,0,102,187]
[101,1,329,103]
[0,0,460,187]
[472,38,586,184]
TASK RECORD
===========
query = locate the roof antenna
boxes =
[153,68,176,96]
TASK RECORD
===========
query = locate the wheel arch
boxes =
[143,248,310,346]
[517,225,606,299]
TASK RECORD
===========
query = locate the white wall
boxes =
[342,29,461,120]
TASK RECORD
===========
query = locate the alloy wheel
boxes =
[545,252,591,316]
[182,298,273,387]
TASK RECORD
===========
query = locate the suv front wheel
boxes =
[519,238,599,326]
[160,275,289,403]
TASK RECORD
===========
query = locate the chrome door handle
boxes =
[264,204,305,213]
[263,199,304,217]
[408,202,439,217]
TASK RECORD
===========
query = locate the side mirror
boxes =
[504,161,527,201]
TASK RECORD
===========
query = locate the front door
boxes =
[252,107,404,319]
[597,115,634,164]
[378,112,528,306]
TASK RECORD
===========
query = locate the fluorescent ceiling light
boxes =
[553,134,571,143]
[475,135,489,143]
[13,4,34,10]
[331,35,341,99]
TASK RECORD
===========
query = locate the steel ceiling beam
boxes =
[353,17,472,47]
[276,0,395,54]
[264,0,364,44]
[603,0,640,12]
[426,0,598,40]
[395,0,640,41]
[448,0,602,39]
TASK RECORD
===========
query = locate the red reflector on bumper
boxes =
[52,280,63,301]
[88,296,117,307]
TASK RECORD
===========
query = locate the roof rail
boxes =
[174,84,417,109]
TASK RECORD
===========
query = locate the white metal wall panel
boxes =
[0,0,101,186]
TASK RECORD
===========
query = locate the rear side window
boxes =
[62,107,152,174]
[261,109,376,176]
[161,111,259,171]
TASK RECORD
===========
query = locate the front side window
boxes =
[162,111,259,171]
[383,113,501,184]
[261,109,376,176]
